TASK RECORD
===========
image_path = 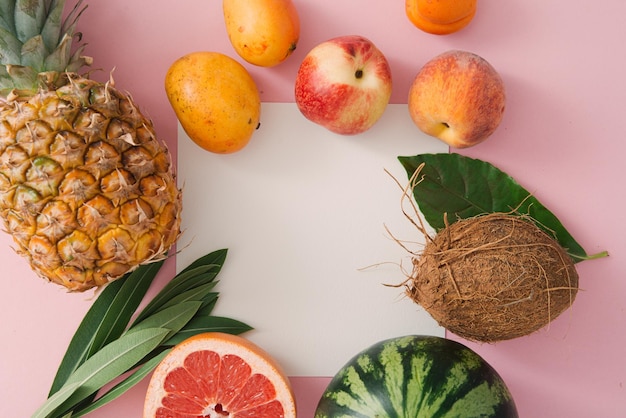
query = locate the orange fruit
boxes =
[406,0,477,35]
[164,51,261,154]
[144,332,296,418]
[223,0,300,67]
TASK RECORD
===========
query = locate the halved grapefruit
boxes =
[143,332,296,418]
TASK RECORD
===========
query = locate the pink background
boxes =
[1,0,624,417]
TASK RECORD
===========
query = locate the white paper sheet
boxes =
[177,103,446,376]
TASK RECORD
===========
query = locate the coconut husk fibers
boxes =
[407,213,578,342]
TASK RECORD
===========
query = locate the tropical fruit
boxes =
[315,335,518,418]
[223,0,300,67]
[406,0,477,35]
[406,213,579,342]
[0,0,182,291]
[165,51,261,154]
[144,332,297,418]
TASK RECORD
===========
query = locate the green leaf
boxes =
[48,260,163,396]
[86,261,165,357]
[133,249,227,323]
[40,0,64,51]
[180,248,228,275]
[398,153,605,262]
[43,33,72,72]
[48,279,124,397]
[164,316,253,347]
[68,349,171,418]
[156,281,218,312]
[131,267,216,324]
[196,293,219,316]
[127,301,203,340]
[31,382,81,418]
[20,34,46,70]
[0,27,22,64]
[5,63,37,89]
[0,1,15,34]
[14,0,46,42]
[40,248,255,418]
[49,328,169,417]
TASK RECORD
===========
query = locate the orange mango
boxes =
[165,52,261,154]
[406,0,477,35]
[223,0,300,67]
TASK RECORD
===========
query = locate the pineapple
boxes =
[0,0,182,291]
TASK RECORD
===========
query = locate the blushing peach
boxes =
[408,50,505,148]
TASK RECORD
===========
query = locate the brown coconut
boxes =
[407,213,579,342]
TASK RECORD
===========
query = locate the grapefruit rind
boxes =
[143,332,296,418]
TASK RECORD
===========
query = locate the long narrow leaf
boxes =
[164,316,253,346]
[133,249,227,323]
[165,249,227,297]
[180,248,227,275]
[49,328,169,417]
[48,279,125,396]
[131,267,215,324]
[68,349,172,418]
[48,260,163,396]
[128,301,203,339]
[31,382,81,418]
[86,261,165,357]
[195,294,219,316]
[157,281,218,312]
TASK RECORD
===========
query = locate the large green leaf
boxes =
[398,153,606,262]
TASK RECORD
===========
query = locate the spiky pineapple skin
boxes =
[0,74,182,291]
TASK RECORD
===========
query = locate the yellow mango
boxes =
[223,0,300,67]
[164,52,261,154]
[406,0,477,35]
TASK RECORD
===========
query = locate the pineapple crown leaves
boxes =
[0,0,92,95]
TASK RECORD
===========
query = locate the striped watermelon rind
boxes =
[315,335,518,418]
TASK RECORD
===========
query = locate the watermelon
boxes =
[315,335,518,418]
